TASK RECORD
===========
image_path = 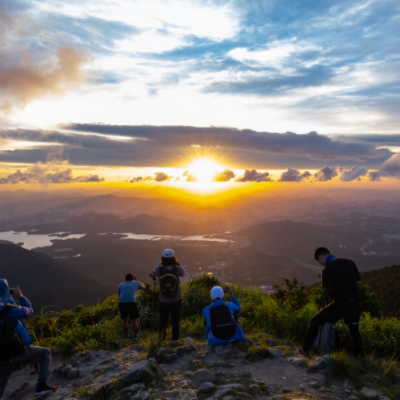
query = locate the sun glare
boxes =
[187,158,221,182]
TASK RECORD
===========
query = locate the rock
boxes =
[215,360,229,368]
[163,353,178,363]
[190,369,216,388]
[121,383,146,394]
[299,384,305,391]
[222,397,236,400]
[236,393,254,400]
[214,389,234,399]
[121,360,156,384]
[308,355,335,376]
[272,396,286,400]
[180,380,191,390]
[219,384,245,390]
[291,357,307,367]
[8,381,30,398]
[161,389,197,400]
[282,387,292,393]
[308,373,327,388]
[360,387,382,399]
[66,367,79,379]
[213,343,234,355]
[268,348,284,358]
[198,382,216,395]
[249,384,261,397]
[154,348,168,358]
[267,338,278,346]
[177,345,196,357]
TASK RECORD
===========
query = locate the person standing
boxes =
[118,273,145,339]
[299,247,363,355]
[0,279,58,398]
[151,249,185,341]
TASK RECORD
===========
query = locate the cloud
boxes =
[213,169,235,182]
[313,166,338,182]
[279,167,311,182]
[154,172,171,182]
[340,166,368,182]
[0,47,91,114]
[235,170,272,182]
[0,158,105,184]
[368,171,381,181]
[130,176,153,183]
[378,154,400,179]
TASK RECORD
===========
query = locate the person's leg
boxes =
[302,302,340,352]
[344,304,362,355]
[159,302,170,341]
[122,317,129,336]
[131,319,139,336]
[0,363,14,399]
[170,300,182,341]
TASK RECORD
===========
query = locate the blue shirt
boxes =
[118,281,145,303]
[203,296,246,348]
[0,297,34,346]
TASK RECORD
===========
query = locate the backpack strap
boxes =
[0,304,14,318]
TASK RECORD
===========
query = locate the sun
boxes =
[187,158,221,182]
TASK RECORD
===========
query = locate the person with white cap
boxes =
[202,285,245,348]
[151,249,185,341]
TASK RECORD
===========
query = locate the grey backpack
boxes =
[312,323,336,353]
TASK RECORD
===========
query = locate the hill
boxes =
[361,264,400,318]
[0,244,112,311]
[19,212,212,235]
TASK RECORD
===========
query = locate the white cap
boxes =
[162,248,175,258]
[211,286,224,301]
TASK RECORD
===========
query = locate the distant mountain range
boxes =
[19,212,212,235]
[0,244,112,311]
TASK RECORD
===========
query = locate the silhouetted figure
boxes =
[0,279,58,398]
[118,273,145,339]
[151,249,185,341]
[300,247,363,355]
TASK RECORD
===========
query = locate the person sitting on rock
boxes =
[298,247,363,356]
[118,273,145,339]
[203,286,245,348]
[0,279,58,398]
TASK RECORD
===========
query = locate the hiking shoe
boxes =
[35,382,58,396]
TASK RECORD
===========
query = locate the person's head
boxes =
[314,247,331,267]
[125,273,136,281]
[161,248,179,267]
[0,279,15,305]
[210,286,224,302]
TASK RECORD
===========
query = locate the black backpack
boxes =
[209,304,237,340]
[159,266,179,297]
[0,304,24,362]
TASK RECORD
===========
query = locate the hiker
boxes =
[298,247,363,355]
[118,273,145,339]
[150,249,185,341]
[203,286,245,348]
[0,279,58,399]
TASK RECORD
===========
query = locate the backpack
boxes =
[209,304,237,340]
[0,304,24,362]
[159,266,179,297]
[312,323,337,353]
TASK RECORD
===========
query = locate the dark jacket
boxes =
[322,258,361,305]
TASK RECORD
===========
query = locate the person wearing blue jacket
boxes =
[203,286,245,348]
[0,279,58,399]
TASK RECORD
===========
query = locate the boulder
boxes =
[290,357,307,367]
[268,348,284,358]
[163,353,178,363]
[267,338,278,346]
[121,360,156,384]
[237,393,254,400]
[308,373,327,388]
[121,383,146,394]
[360,387,382,399]
[66,368,79,379]
[249,384,261,397]
[308,355,335,376]
[198,382,216,395]
[190,369,216,388]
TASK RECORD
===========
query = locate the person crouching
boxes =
[203,286,245,348]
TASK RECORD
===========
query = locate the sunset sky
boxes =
[1,0,400,188]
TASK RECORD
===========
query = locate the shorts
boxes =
[119,302,139,319]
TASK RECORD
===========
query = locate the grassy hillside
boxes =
[361,264,400,318]
[0,244,113,311]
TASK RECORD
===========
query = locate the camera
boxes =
[150,273,156,281]
[9,287,16,295]
[223,286,229,293]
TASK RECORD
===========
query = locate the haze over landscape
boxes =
[1,0,400,311]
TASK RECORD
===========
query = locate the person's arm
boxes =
[118,284,122,299]
[322,268,333,299]
[137,280,146,289]
[226,287,241,312]
[7,287,33,318]
[178,264,186,277]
